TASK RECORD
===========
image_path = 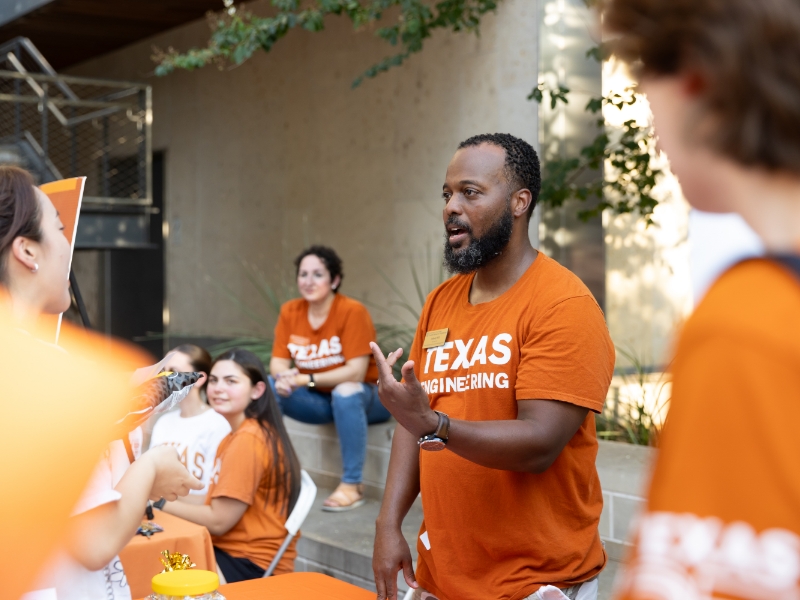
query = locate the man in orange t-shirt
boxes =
[370,134,615,600]
[598,2,800,599]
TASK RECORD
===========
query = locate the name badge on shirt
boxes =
[422,328,449,349]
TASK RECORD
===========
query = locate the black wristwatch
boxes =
[153,497,166,510]
[418,411,450,451]
[307,373,316,389]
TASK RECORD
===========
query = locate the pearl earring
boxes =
[31,263,39,274]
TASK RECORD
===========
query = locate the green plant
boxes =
[205,260,297,364]
[596,345,670,446]
[152,0,499,88]
[532,74,662,225]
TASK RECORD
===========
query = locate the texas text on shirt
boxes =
[272,293,379,389]
[409,252,615,600]
[149,410,231,496]
[613,260,800,600]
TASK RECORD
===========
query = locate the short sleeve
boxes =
[72,452,121,515]
[340,301,378,361]
[272,305,292,359]
[516,295,614,412]
[210,431,268,506]
[407,297,432,381]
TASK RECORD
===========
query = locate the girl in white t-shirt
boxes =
[150,345,231,502]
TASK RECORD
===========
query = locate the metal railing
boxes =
[0,36,152,207]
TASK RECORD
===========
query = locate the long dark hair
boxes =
[212,349,301,516]
[0,166,41,285]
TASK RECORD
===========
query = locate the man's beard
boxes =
[443,203,514,274]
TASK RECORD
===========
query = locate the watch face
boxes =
[419,438,446,451]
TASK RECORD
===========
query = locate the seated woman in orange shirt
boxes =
[162,349,302,582]
[270,245,391,511]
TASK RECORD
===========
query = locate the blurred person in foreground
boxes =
[370,134,615,600]
[163,350,302,582]
[0,165,202,600]
[599,2,800,599]
[270,245,390,511]
[149,344,231,502]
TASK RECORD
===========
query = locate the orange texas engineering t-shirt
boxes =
[409,252,615,600]
[207,419,297,575]
[273,293,379,389]
[614,259,800,600]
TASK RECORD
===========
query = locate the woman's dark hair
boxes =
[294,245,343,293]
[602,0,800,173]
[0,166,41,285]
[172,344,212,390]
[212,349,301,516]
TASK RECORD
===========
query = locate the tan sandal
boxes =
[321,482,365,512]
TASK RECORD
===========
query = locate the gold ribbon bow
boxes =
[160,549,196,572]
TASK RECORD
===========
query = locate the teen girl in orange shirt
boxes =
[163,349,302,582]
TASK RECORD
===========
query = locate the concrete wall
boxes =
[68,0,541,340]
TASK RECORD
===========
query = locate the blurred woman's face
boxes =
[207,360,257,418]
[34,188,72,314]
[297,254,339,304]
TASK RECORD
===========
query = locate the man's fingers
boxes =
[375,570,389,600]
[400,360,421,388]
[402,558,418,589]
[370,342,398,382]
[385,570,397,600]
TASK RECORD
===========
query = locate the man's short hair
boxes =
[602,0,800,173]
[457,133,541,219]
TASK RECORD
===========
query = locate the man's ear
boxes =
[512,188,533,219]
[10,236,37,271]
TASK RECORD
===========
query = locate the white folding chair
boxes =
[263,469,317,577]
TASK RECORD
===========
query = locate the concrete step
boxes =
[296,488,422,594]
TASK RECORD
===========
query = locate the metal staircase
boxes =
[0,36,155,249]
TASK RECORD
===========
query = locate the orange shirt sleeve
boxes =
[339,301,377,361]
[210,430,268,506]
[272,304,292,360]
[516,295,614,412]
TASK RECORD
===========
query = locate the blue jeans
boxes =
[268,377,391,484]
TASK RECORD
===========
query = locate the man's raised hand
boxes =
[369,342,438,438]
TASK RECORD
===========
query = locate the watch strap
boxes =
[307,373,315,388]
[433,410,450,441]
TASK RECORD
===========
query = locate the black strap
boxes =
[121,434,136,464]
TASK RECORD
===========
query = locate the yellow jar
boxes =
[147,570,226,600]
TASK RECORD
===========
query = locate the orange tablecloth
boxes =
[120,511,216,599]
[137,573,374,600]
